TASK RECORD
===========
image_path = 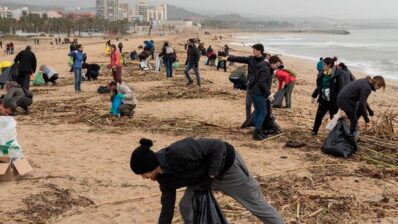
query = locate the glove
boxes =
[268,95,274,102]
[368,110,374,117]
[364,116,370,123]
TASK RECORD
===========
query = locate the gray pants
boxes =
[184,63,201,86]
[119,104,135,116]
[16,97,33,110]
[284,81,295,108]
[179,153,284,224]
[246,91,253,119]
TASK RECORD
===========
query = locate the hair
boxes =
[320,57,323,61]
[0,98,17,112]
[110,44,117,50]
[108,81,117,87]
[269,55,283,65]
[164,41,169,47]
[26,45,32,51]
[77,44,82,49]
[338,63,347,69]
[368,76,386,90]
[323,57,338,68]
[252,44,264,54]
[39,64,45,70]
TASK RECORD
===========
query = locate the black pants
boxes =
[338,100,359,133]
[16,96,33,111]
[217,60,227,72]
[17,71,31,90]
[43,74,59,84]
[312,99,335,134]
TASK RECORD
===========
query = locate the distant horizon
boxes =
[1,0,398,20]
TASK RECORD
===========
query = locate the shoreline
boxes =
[229,32,398,85]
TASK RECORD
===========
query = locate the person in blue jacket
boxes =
[68,44,86,92]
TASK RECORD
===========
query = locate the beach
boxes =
[0,32,397,224]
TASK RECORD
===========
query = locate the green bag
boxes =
[172,61,180,69]
[33,72,45,86]
[284,69,298,78]
[68,56,74,67]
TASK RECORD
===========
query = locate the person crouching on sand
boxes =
[130,137,285,224]
[0,98,17,116]
[107,81,137,117]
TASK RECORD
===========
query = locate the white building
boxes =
[136,0,148,22]
[10,7,28,20]
[0,6,12,19]
[147,3,167,22]
[96,0,120,21]
[46,10,63,18]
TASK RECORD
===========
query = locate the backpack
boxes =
[166,47,174,54]
[97,86,110,94]
[283,69,298,78]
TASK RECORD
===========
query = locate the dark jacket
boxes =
[312,66,345,106]
[341,67,356,86]
[14,49,37,73]
[159,46,176,61]
[156,137,235,224]
[185,46,200,66]
[228,56,272,97]
[337,78,375,122]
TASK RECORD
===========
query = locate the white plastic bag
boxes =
[326,110,343,131]
[0,116,24,159]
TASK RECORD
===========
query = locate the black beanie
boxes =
[252,44,264,54]
[130,138,160,174]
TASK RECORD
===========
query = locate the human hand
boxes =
[268,95,274,102]
[369,110,374,117]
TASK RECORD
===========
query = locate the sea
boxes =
[232,29,398,80]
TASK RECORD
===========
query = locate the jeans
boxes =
[217,60,227,72]
[253,95,267,131]
[164,58,173,78]
[184,63,201,85]
[74,68,82,91]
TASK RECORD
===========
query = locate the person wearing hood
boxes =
[184,39,201,87]
[130,137,284,224]
[311,57,345,135]
[228,44,273,140]
[14,45,37,90]
[2,81,33,114]
[317,58,324,73]
[337,76,385,134]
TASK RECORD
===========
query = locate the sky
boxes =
[7,0,398,19]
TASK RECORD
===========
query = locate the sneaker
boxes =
[311,131,317,136]
[253,130,267,141]
[187,81,193,86]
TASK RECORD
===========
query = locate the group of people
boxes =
[3,41,15,55]
[312,57,385,136]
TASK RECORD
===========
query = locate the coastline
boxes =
[0,32,397,224]
[229,32,398,85]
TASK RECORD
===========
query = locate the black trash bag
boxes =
[97,86,110,94]
[241,101,281,134]
[192,190,228,224]
[321,119,357,158]
[272,88,286,108]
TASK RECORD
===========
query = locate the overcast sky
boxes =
[8,0,398,19]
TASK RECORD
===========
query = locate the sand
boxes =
[0,32,397,224]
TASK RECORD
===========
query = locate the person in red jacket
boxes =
[275,69,297,108]
[108,44,122,83]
